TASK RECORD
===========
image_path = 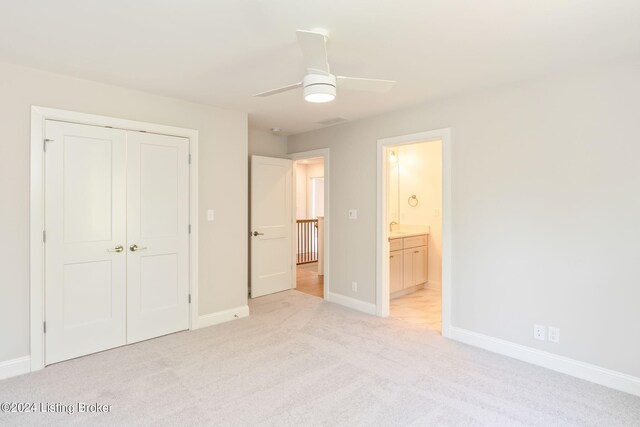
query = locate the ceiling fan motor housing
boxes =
[303,73,336,102]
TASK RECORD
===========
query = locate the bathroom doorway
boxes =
[386,141,442,331]
[376,129,452,336]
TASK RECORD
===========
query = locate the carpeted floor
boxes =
[1,290,639,426]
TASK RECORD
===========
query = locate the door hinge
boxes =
[43,138,53,152]
[188,154,191,164]
[188,224,191,234]
[188,294,191,304]
[43,230,46,243]
[43,321,46,333]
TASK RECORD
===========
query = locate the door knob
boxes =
[130,244,148,252]
[107,245,124,253]
[252,231,264,237]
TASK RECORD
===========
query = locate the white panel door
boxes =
[250,156,293,298]
[44,121,127,365]
[126,131,190,344]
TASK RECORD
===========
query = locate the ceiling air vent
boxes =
[317,117,349,127]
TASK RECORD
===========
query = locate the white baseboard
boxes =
[390,283,424,300]
[327,292,376,315]
[0,356,31,381]
[425,281,441,291]
[448,326,640,397]
[195,305,250,329]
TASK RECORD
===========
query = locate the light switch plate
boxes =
[207,210,215,221]
[348,209,358,219]
[548,327,560,343]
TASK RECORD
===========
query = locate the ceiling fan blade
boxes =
[253,82,302,97]
[296,30,330,75]
[336,76,396,92]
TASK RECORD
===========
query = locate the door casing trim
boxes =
[30,106,199,371]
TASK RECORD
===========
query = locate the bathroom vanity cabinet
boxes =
[389,233,428,297]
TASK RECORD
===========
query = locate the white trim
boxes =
[30,108,46,372]
[189,125,200,332]
[289,148,330,301]
[0,356,31,381]
[425,281,442,291]
[376,128,452,337]
[449,326,640,397]
[195,306,250,329]
[390,283,425,299]
[327,292,377,315]
[30,106,199,372]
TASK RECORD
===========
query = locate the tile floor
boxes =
[389,287,442,332]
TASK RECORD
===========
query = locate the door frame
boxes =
[376,129,452,337]
[30,106,199,371]
[289,148,330,300]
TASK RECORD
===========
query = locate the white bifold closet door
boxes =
[45,121,128,364]
[126,131,190,344]
[44,120,189,365]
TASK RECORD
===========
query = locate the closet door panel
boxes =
[126,131,190,344]
[44,120,127,365]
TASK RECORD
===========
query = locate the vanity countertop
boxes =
[388,231,429,240]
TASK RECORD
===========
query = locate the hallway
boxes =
[295,262,323,298]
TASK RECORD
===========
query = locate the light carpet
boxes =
[1,290,639,426]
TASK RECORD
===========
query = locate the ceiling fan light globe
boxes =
[305,91,335,103]
[303,73,336,103]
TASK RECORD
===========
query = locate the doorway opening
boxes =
[377,129,452,337]
[386,141,442,331]
[249,149,329,300]
[293,156,325,298]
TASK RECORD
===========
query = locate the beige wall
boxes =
[288,59,640,377]
[0,62,248,363]
[294,162,325,220]
[248,129,287,158]
[295,163,309,219]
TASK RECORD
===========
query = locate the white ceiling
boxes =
[1,1,639,135]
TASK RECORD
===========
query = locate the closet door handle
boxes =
[130,244,148,252]
[107,245,124,253]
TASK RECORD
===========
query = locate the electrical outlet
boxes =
[548,327,560,343]
[534,324,546,341]
[351,281,358,292]
[207,209,215,221]
[348,209,358,219]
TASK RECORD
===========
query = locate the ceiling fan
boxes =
[254,29,396,103]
